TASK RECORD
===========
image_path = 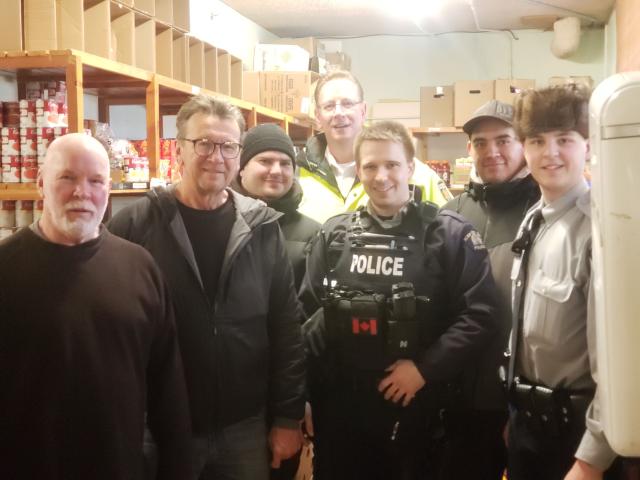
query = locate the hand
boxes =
[377,359,426,407]
[302,402,314,444]
[268,426,303,469]
[564,459,603,480]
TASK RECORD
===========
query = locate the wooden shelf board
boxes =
[0,183,40,201]
[410,127,464,135]
[110,188,149,196]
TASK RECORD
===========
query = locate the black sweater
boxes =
[0,227,192,479]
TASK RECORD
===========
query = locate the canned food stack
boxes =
[1,94,68,184]
[0,199,35,239]
[20,123,38,183]
[0,199,16,239]
[159,139,178,183]
[426,160,452,187]
[2,123,21,183]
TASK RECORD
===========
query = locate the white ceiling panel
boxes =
[221,0,615,38]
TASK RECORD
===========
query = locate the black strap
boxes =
[508,209,545,386]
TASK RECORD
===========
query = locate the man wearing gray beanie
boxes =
[234,123,319,291]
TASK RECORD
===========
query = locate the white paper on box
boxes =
[253,44,310,72]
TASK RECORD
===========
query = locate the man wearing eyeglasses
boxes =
[109,94,306,480]
[297,70,452,224]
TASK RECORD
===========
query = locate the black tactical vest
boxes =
[323,203,442,372]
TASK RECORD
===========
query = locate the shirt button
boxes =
[516,280,522,287]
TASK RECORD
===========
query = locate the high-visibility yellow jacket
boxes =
[297,134,453,224]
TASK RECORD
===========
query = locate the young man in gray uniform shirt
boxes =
[508,85,619,480]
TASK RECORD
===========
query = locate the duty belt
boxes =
[509,376,594,438]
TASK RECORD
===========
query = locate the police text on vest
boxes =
[350,254,404,276]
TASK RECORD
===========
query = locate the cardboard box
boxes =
[325,52,351,71]
[253,44,310,72]
[454,80,494,127]
[274,37,325,58]
[267,71,318,116]
[420,86,454,128]
[246,71,318,116]
[242,72,262,104]
[494,78,536,105]
[548,76,594,89]
[0,0,23,51]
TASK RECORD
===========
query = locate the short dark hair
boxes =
[514,84,591,140]
[314,70,364,106]
[354,121,415,165]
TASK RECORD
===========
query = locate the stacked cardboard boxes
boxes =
[243,71,319,117]
[418,79,538,128]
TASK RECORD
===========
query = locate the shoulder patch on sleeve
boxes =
[464,229,487,251]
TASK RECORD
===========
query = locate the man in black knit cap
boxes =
[232,123,320,292]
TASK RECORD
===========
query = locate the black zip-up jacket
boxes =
[231,178,320,291]
[108,186,306,434]
[442,174,540,409]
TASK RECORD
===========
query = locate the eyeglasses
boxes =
[179,138,242,159]
[319,99,362,114]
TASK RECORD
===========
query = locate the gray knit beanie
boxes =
[239,124,296,171]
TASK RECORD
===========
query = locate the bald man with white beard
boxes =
[0,133,192,480]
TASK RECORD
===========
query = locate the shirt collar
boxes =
[325,147,356,178]
[540,180,589,224]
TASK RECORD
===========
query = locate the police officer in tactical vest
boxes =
[300,121,500,480]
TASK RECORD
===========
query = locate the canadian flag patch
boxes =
[351,317,378,335]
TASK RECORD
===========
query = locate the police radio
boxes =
[386,282,421,359]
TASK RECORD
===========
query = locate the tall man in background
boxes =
[297,70,452,224]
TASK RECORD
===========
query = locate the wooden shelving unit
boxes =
[410,127,468,195]
[0,49,314,201]
[410,126,467,164]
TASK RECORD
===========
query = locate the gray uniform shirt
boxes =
[512,180,616,470]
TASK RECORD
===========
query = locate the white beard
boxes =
[46,201,102,244]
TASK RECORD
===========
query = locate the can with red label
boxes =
[2,127,21,155]
[3,102,20,127]
[21,156,38,183]
[1,157,21,183]
[37,127,56,158]
[36,99,59,127]
[19,100,37,128]
[0,200,16,228]
[54,126,68,137]
[15,200,34,228]
[20,127,38,156]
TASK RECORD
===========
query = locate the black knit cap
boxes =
[240,123,296,171]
